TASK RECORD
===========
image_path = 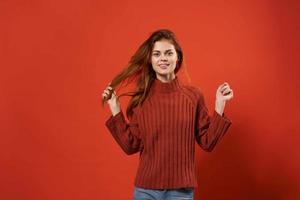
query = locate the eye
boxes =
[167,52,173,56]
[152,53,159,57]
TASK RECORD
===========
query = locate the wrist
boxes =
[112,110,121,116]
[109,104,121,116]
[215,99,225,115]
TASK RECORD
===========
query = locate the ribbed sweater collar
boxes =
[152,76,181,93]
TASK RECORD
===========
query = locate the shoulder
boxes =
[180,84,204,100]
[179,84,207,109]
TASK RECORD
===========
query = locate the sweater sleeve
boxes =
[195,91,232,152]
[105,109,143,155]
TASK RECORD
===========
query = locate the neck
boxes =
[152,75,180,93]
[156,73,176,83]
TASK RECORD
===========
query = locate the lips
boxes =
[159,64,170,69]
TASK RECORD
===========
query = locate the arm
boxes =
[195,91,232,152]
[105,109,143,155]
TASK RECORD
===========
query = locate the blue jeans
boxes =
[133,186,194,200]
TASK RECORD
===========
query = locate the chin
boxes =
[156,70,173,75]
[155,67,175,75]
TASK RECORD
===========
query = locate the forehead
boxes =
[152,40,175,51]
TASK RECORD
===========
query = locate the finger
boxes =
[104,89,113,96]
[222,82,228,86]
[222,88,229,94]
[222,83,230,88]
[221,85,229,89]
[102,93,108,99]
[102,91,110,97]
[103,89,111,93]
[223,83,230,89]
[224,89,233,95]
[222,90,229,96]
[103,92,112,100]
[103,90,110,95]
[221,86,229,92]
[220,82,229,88]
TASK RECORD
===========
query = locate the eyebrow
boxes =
[152,49,173,53]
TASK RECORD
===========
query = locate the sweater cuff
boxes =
[213,110,232,126]
[105,110,125,131]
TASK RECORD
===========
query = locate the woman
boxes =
[101,29,234,200]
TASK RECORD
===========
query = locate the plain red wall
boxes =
[1,0,299,199]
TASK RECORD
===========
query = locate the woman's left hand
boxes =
[215,82,234,115]
[216,82,234,102]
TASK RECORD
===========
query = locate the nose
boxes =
[160,54,168,61]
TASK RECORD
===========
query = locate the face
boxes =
[151,40,178,81]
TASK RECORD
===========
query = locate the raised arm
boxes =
[195,89,232,152]
[102,83,143,155]
[105,109,143,155]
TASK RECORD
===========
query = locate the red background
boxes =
[1,0,300,199]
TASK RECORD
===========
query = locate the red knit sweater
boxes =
[105,76,232,189]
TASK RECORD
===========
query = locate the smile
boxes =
[159,64,170,68]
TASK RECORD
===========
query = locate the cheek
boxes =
[151,57,158,65]
[171,56,177,64]
[171,54,177,60]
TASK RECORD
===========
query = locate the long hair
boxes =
[102,29,185,119]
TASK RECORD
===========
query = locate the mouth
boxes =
[158,64,170,69]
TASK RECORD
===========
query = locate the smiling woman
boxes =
[151,40,178,82]
[101,29,233,200]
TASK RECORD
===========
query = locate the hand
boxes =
[102,83,121,116]
[215,82,234,116]
[216,82,234,102]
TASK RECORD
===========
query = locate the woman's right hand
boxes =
[102,84,121,116]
